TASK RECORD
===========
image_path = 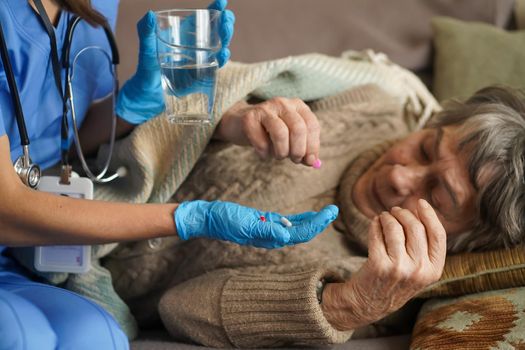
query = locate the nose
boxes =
[386,164,428,197]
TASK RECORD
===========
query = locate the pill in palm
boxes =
[280,217,293,227]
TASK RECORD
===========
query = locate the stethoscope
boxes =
[0,0,120,188]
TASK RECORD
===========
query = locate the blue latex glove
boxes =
[175,200,339,249]
[116,1,235,125]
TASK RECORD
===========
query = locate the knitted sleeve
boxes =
[158,265,354,348]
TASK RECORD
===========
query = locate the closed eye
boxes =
[420,141,430,162]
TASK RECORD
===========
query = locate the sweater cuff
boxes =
[220,268,353,348]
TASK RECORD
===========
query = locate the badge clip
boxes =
[59,164,72,185]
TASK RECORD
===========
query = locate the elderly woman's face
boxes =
[353,126,477,236]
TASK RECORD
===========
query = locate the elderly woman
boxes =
[105,84,524,348]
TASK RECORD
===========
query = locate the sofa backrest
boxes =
[116,0,515,81]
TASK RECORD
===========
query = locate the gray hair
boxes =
[430,86,525,253]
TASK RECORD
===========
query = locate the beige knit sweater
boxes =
[104,84,412,347]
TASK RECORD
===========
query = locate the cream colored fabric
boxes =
[44,51,438,339]
[95,51,439,205]
[516,0,525,30]
[105,85,412,347]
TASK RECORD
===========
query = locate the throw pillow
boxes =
[432,17,525,101]
[421,245,525,298]
[410,287,525,349]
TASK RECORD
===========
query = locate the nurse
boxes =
[0,0,336,349]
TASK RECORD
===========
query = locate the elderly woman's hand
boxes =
[321,199,447,330]
[214,98,321,166]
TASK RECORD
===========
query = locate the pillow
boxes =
[420,245,525,298]
[410,287,525,349]
[432,17,525,101]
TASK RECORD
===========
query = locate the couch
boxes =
[113,1,517,349]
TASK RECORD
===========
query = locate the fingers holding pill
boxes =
[233,97,322,166]
[260,112,290,160]
[242,109,273,159]
[295,101,321,167]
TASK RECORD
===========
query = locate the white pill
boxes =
[280,217,293,228]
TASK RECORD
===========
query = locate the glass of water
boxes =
[155,9,221,125]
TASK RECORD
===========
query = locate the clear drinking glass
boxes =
[155,9,221,125]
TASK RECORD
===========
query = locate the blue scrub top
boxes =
[0,0,119,256]
[0,0,119,170]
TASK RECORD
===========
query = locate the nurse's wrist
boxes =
[164,203,179,238]
[115,115,136,138]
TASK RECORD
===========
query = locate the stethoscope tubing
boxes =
[62,16,121,183]
[0,7,122,187]
[0,17,41,188]
[67,47,118,183]
[0,21,30,147]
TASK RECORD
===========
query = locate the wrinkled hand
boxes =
[175,200,338,249]
[116,1,235,125]
[321,199,446,330]
[215,97,321,167]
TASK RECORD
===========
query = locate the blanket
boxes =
[39,50,441,338]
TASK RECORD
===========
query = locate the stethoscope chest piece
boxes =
[14,150,41,189]
[0,5,120,188]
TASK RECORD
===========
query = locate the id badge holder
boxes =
[35,175,93,274]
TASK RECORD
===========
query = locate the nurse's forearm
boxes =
[1,183,179,246]
[0,136,178,246]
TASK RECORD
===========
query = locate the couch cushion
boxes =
[116,0,515,81]
[432,16,525,101]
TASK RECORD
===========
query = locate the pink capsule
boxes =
[313,159,322,169]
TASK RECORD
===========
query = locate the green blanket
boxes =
[20,51,440,339]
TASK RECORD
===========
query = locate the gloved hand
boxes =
[116,0,235,125]
[175,200,339,248]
